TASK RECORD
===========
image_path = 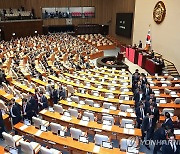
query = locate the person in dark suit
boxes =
[146,92,156,103]
[143,82,152,96]
[28,92,38,115]
[162,112,174,132]
[51,85,59,104]
[22,98,32,122]
[153,126,171,154]
[136,102,146,128]
[141,112,156,150]
[58,84,66,100]
[138,40,142,48]
[134,89,145,108]
[173,115,180,129]
[147,103,160,124]
[0,109,5,139]
[39,91,48,110]
[162,133,180,154]
[8,102,22,125]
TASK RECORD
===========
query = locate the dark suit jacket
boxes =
[29,96,38,114]
[153,127,166,141]
[51,89,59,104]
[22,103,32,120]
[146,96,156,103]
[10,105,22,125]
[134,93,145,104]
[162,118,174,131]
[143,87,152,96]
[147,108,160,122]
[141,116,156,132]
[136,107,146,123]
[41,95,48,109]
[162,143,180,154]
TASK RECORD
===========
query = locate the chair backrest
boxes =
[162,108,174,116]
[50,122,63,134]
[20,141,33,154]
[54,104,64,114]
[94,134,109,146]
[85,99,94,106]
[40,146,53,154]
[70,127,82,140]
[120,139,133,151]
[71,96,79,103]
[83,111,94,121]
[102,115,114,125]
[120,104,130,112]
[105,93,114,99]
[121,118,134,128]
[2,132,16,147]
[68,108,78,118]
[119,95,129,100]
[32,117,41,128]
[103,102,112,109]
[175,98,180,104]
[164,88,171,94]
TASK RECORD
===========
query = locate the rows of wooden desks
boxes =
[49,75,133,97]
[39,109,142,140]
[14,122,134,154]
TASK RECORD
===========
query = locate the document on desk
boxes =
[61,116,72,121]
[102,125,112,131]
[93,145,100,153]
[20,124,28,131]
[118,112,127,117]
[79,120,89,126]
[174,130,180,135]
[119,100,123,103]
[35,130,43,136]
[102,109,109,113]
[40,109,47,114]
[171,94,179,97]
[128,129,135,135]
[123,128,129,134]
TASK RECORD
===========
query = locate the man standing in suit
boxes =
[134,89,144,108]
[28,92,38,116]
[39,91,48,110]
[8,102,22,125]
[136,102,146,128]
[147,103,160,124]
[153,126,171,154]
[162,112,174,132]
[162,133,180,154]
[143,82,152,97]
[51,85,59,104]
[22,98,32,122]
[141,112,156,150]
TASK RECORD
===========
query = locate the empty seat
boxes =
[71,96,79,103]
[2,132,23,148]
[20,140,41,154]
[105,93,114,99]
[102,115,114,125]
[94,134,109,146]
[70,127,85,140]
[40,146,62,154]
[50,122,67,134]
[83,111,95,121]
[53,104,64,114]
[121,118,134,128]
[120,104,130,112]
[68,108,79,118]
[103,102,113,109]
[120,138,137,151]
[85,99,94,106]
[32,117,49,128]
[175,98,180,104]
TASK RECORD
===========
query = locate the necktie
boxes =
[141,108,144,118]
[149,119,152,128]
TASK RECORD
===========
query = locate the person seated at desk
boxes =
[173,115,180,129]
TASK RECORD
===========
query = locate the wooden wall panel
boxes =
[0,0,21,9]
[110,0,135,45]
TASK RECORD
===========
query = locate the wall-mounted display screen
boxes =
[42,7,95,19]
[116,13,133,38]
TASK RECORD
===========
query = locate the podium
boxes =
[145,59,163,75]
[138,52,151,68]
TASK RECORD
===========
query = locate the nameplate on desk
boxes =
[102,125,112,131]
[35,130,43,136]
[77,104,82,108]
[93,145,100,153]
[118,112,127,117]
[61,116,72,121]
[174,130,180,135]
[104,98,109,101]
[20,125,28,131]
[79,120,89,126]
[102,109,109,113]
[171,94,179,97]
[40,109,47,114]
[123,128,129,134]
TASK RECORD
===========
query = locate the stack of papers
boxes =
[61,116,72,121]
[118,112,127,117]
[20,125,28,131]
[93,145,100,153]
[102,125,112,131]
[35,130,43,136]
[79,120,89,126]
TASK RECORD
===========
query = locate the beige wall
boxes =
[133,0,180,73]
